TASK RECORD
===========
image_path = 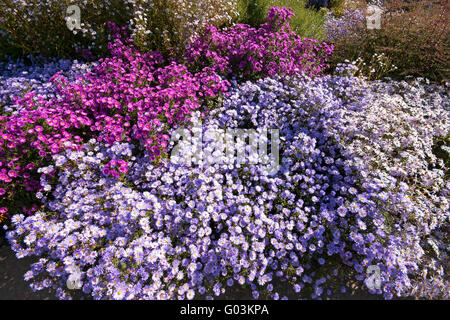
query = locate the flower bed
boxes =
[0,5,449,300]
[4,70,449,300]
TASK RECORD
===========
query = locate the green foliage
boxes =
[236,0,271,26]
[237,0,326,40]
[280,0,326,40]
[328,0,347,16]
[289,0,327,41]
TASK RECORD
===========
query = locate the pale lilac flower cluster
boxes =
[321,75,449,299]
[0,58,94,112]
[324,9,364,42]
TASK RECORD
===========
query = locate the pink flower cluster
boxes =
[102,159,128,178]
[0,90,88,220]
[267,6,295,31]
[0,30,229,221]
[186,6,334,78]
[51,37,228,157]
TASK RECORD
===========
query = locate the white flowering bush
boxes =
[0,0,239,59]
[349,53,397,81]
[0,0,133,58]
[131,0,239,55]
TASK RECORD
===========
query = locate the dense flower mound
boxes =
[49,37,228,157]
[6,69,449,299]
[186,6,334,79]
[322,73,449,298]
[0,34,228,224]
[208,73,449,299]
[6,129,361,300]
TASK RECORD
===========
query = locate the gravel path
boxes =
[0,235,56,300]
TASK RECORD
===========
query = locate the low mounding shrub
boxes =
[325,0,449,82]
[5,68,449,300]
[0,30,229,224]
[186,6,334,79]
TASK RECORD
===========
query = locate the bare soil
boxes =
[0,235,387,300]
